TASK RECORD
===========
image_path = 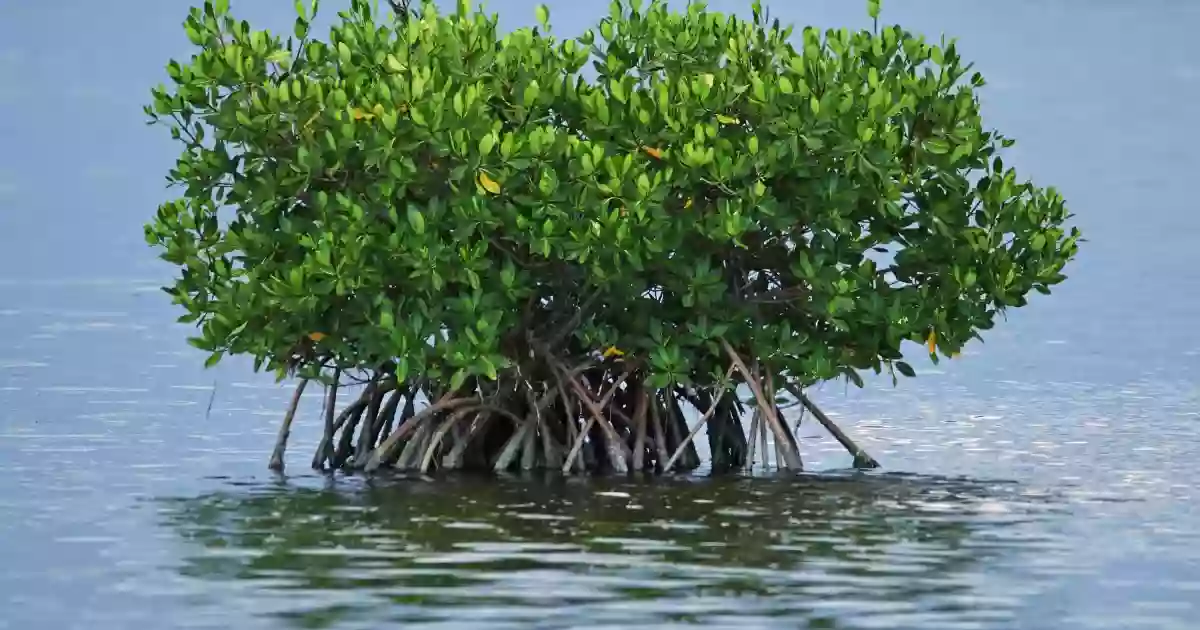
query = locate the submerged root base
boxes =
[271,355,877,475]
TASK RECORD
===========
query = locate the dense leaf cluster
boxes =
[146,0,1079,391]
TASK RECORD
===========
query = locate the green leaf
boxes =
[535,4,550,28]
[337,41,351,66]
[896,362,916,378]
[449,368,468,392]
[204,351,224,368]
[479,133,496,156]
[480,356,498,380]
[185,24,203,45]
[647,372,671,389]
[923,138,951,155]
[500,133,515,159]
[406,205,425,234]
[266,49,291,65]
[501,261,515,287]
[395,358,409,383]
[867,0,881,20]
[523,81,540,109]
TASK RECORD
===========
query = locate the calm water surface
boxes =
[1,1,1198,629]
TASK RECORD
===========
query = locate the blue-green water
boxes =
[2,1,1198,628]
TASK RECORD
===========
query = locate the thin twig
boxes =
[572,375,634,472]
[719,339,802,470]
[544,290,604,346]
[558,368,633,474]
[558,380,592,474]
[663,363,736,471]
[793,395,807,433]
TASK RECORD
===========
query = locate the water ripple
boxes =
[145,474,1073,628]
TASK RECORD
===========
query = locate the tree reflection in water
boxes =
[158,472,1066,629]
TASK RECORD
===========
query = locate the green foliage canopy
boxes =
[145,0,1080,391]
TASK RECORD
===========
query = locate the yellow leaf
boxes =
[350,107,373,121]
[643,146,663,159]
[371,103,385,118]
[684,197,694,209]
[478,171,501,195]
[602,346,625,358]
[926,330,936,354]
[716,114,739,125]
[308,332,327,342]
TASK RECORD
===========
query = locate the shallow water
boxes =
[2,1,1199,629]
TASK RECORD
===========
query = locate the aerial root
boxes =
[310,367,342,470]
[720,339,802,470]
[268,378,309,472]
[781,381,879,469]
[272,342,880,475]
